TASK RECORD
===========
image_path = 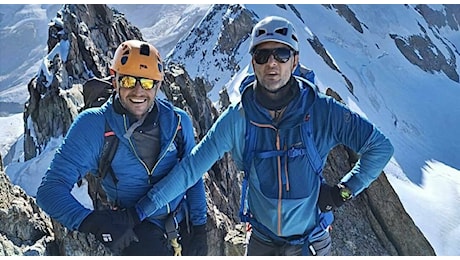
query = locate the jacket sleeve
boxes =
[136,105,244,218]
[341,125,394,195]
[35,111,103,230]
[319,96,394,196]
[181,111,207,226]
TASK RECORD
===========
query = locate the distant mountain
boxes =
[0,4,210,112]
[0,4,61,108]
[110,4,210,57]
[167,4,460,182]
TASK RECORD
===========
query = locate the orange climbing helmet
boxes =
[110,39,163,81]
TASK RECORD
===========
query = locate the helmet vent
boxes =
[256,29,266,37]
[275,28,288,36]
[140,44,150,56]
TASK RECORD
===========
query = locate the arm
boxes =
[340,126,394,195]
[36,111,104,230]
[325,97,394,196]
[136,105,244,218]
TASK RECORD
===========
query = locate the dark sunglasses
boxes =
[252,48,294,64]
[118,75,159,90]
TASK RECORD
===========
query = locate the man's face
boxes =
[114,74,159,119]
[252,42,298,93]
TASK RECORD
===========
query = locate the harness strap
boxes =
[164,208,182,255]
[248,210,333,247]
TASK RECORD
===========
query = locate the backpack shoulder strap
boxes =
[239,113,257,222]
[300,112,324,180]
[294,64,315,84]
[298,112,335,244]
[173,112,185,161]
[97,120,119,184]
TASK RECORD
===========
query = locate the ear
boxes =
[110,69,117,89]
[251,56,256,68]
[292,53,299,71]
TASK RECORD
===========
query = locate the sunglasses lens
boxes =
[253,48,292,64]
[139,78,155,90]
[254,49,271,64]
[119,76,137,88]
[274,48,292,62]
[119,76,157,90]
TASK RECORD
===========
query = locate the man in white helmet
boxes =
[128,16,394,255]
[37,40,208,256]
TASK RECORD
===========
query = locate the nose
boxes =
[131,81,144,93]
[267,54,277,65]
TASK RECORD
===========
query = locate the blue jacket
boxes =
[36,96,207,231]
[136,77,394,237]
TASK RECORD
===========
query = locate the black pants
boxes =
[122,220,192,256]
[245,229,332,256]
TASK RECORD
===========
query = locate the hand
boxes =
[317,183,347,212]
[182,224,208,256]
[79,207,141,254]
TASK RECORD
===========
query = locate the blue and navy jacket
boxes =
[136,76,394,239]
[36,96,207,231]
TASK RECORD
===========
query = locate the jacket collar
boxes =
[241,76,317,127]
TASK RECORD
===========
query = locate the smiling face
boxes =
[252,41,299,93]
[114,74,160,120]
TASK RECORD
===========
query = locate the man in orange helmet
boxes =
[36,40,208,256]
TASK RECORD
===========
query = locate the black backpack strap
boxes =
[174,124,184,161]
[98,120,120,185]
[173,112,185,161]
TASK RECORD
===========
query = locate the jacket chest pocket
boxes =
[252,127,318,200]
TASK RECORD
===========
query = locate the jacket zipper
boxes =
[275,130,283,236]
[123,114,182,214]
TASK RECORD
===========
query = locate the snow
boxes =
[1,4,459,256]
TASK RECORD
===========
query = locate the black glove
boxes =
[182,224,208,256]
[318,183,346,212]
[79,207,141,254]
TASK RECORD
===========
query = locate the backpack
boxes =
[82,76,114,111]
[238,64,333,253]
